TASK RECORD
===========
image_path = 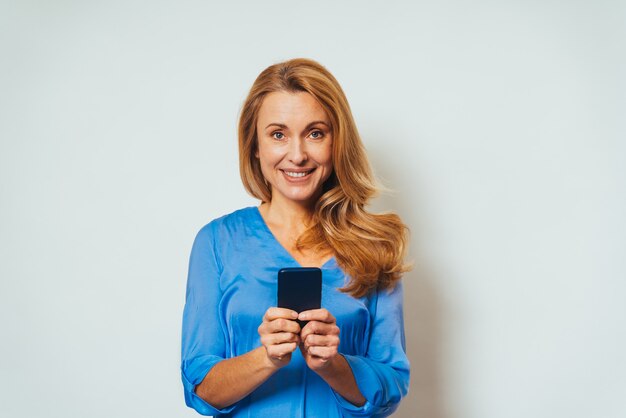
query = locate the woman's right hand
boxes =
[258,307,301,368]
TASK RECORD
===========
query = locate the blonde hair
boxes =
[238,58,410,297]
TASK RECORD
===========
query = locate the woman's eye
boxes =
[310,130,324,139]
[272,132,285,140]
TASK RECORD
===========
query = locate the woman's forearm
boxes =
[194,346,278,409]
[315,354,366,407]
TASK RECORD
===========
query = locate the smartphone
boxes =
[277,267,322,328]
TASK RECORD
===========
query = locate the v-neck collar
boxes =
[251,206,336,269]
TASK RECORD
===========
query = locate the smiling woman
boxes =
[181,58,411,417]
[255,91,334,208]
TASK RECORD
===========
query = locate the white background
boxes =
[1,1,625,417]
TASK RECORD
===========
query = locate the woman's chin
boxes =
[275,188,321,206]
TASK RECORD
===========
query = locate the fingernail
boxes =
[299,313,308,320]
[291,311,299,319]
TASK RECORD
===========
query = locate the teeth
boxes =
[284,171,310,178]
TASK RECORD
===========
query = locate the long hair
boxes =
[238,58,410,297]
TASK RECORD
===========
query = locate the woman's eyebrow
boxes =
[265,121,330,131]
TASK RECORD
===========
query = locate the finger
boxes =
[306,345,338,359]
[301,321,339,340]
[303,333,340,348]
[266,318,301,334]
[298,308,335,323]
[265,307,299,322]
[266,342,298,358]
[262,332,300,346]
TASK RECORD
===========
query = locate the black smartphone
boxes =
[277,267,322,328]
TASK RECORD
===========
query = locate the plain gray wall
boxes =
[1,1,625,417]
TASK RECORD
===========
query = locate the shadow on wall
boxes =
[367,141,448,418]
[396,262,447,418]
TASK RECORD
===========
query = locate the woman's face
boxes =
[255,91,333,207]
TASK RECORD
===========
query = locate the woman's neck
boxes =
[259,197,314,235]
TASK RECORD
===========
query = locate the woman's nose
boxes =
[288,138,308,165]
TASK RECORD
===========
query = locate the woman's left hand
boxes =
[298,308,340,371]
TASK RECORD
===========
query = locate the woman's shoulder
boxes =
[196,206,259,237]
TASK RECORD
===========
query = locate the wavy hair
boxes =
[238,58,410,297]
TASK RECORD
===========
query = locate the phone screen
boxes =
[277,267,322,327]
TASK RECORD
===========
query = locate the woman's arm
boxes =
[194,347,273,409]
[339,283,410,417]
[312,353,367,406]
[298,309,366,406]
[299,283,410,418]
[194,308,301,409]
[181,223,301,415]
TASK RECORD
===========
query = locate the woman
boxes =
[181,58,410,417]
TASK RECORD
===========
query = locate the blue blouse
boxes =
[181,207,410,417]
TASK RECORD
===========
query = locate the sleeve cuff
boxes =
[333,354,399,417]
[331,391,376,416]
[342,354,380,403]
[181,355,237,416]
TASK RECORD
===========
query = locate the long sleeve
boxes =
[332,281,410,417]
[180,222,237,416]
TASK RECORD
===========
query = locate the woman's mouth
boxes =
[281,168,315,180]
